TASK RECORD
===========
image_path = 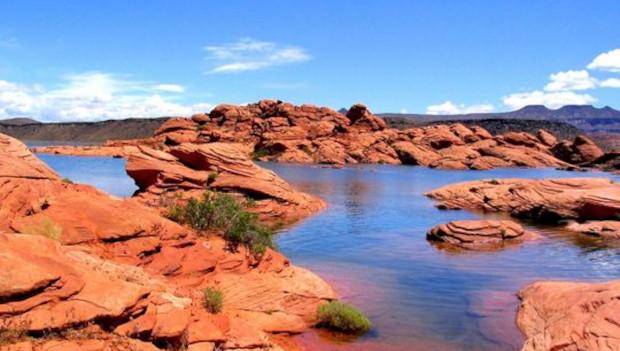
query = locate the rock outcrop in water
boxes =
[125,142,325,223]
[517,280,620,351]
[427,220,538,250]
[426,178,620,239]
[0,132,335,351]
[33,100,611,171]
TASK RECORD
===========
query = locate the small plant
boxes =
[166,191,275,256]
[252,148,270,160]
[316,301,372,335]
[61,177,73,184]
[207,172,218,184]
[203,287,223,314]
[22,218,62,241]
[487,179,500,185]
[300,145,313,156]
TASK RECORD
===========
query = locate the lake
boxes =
[39,154,620,351]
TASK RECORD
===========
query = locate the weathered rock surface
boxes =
[125,143,325,223]
[427,220,538,250]
[0,133,335,350]
[32,144,139,158]
[426,178,620,221]
[566,220,620,239]
[32,100,599,171]
[0,134,59,180]
[517,280,620,351]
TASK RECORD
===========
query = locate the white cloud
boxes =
[154,84,185,93]
[587,48,620,72]
[0,72,211,122]
[400,108,408,114]
[544,70,597,91]
[502,90,597,110]
[600,78,620,88]
[426,101,495,115]
[204,38,311,74]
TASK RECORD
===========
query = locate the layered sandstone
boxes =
[517,280,620,351]
[426,178,620,239]
[33,100,603,171]
[427,220,538,250]
[0,133,335,351]
[125,143,325,223]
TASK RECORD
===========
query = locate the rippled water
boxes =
[40,155,620,351]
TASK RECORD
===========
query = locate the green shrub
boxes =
[203,287,223,314]
[317,301,372,335]
[166,191,274,256]
[207,172,218,184]
[61,177,73,184]
[252,148,270,160]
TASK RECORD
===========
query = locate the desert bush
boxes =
[61,177,73,184]
[166,191,274,256]
[317,301,372,335]
[203,287,223,314]
[22,218,62,241]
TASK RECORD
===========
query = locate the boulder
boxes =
[427,220,538,250]
[551,135,605,164]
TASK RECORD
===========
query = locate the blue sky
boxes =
[1,0,619,121]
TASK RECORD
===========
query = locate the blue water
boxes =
[40,155,620,351]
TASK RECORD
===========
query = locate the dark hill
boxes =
[0,117,41,125]
[0,117,169,143]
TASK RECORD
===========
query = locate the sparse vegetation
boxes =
[166,191,274,256]
[316,301,372,335]
[203,287,223,314]
[252,147,270,160]
[21,218,62,241]
[207,171,218,184]
[61,177,73,184]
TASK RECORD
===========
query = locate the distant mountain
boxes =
[0,117,169,143]
[0,117,41,125]
[379,105,620,133]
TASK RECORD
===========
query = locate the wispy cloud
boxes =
[204,38,311,74]
[587,48,620,72]
[0,72,211,122]
[600,78,620,88]
[426,101,495,115]
[154,84,185,93]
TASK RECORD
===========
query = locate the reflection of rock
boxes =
[517,280,620,351]
[125,142,326,223]
[0,132,336,350]
[427,220,538,250]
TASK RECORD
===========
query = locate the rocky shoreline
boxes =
[0,133,334,351]
[32,100,615,173]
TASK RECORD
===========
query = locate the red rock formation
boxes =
[566,220,620,239]
[551,134,605,164]
[426,178,620,238]
[31,144,139,158]
[32,100,594,171]
[0,133,335,351]
[517,280,620,351]
[427,220,538,250]
[125,143,326,223]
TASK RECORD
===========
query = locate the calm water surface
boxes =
[40,155,620,351]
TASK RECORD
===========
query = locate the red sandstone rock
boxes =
[566,220,620,239]
[32,144,139,158]
[536,129,557,146]
[29,100,598,171]
[427,178,620,224]
[427,220,538,250]
[0,132,336,350]
[125,142,325,223]
[0,134,59,180]
[517,280,620,351]
[552,135,605,164]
